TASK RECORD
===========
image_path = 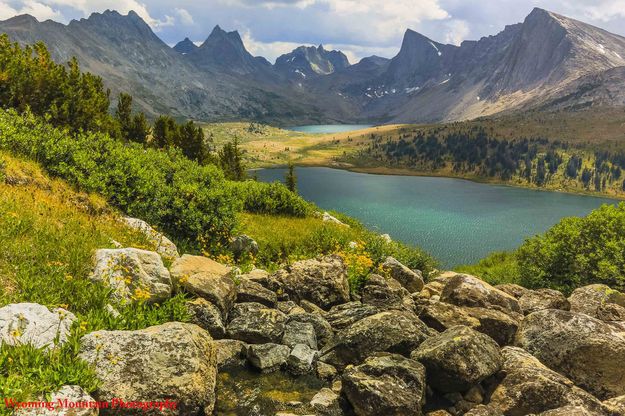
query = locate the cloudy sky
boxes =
[1,0,625,63]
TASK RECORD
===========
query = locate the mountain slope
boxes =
[275,45,350,79]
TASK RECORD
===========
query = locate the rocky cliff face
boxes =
[275,44,350,79]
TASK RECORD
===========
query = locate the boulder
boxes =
[495,283,528,299]
[411,325,502,393]
[287,313,334,348]
[246,343,290,373]
[90,248,171,304]
[323,212,347,226]
[169,254,236,318]
[229,234,259,258]
[214,339,246,368]
[236,279,277,307]
[0,303,75,350]
[488,346,606,416]
[413,297,481,332]
[315,361,338,381]
[463,406,503,416]
[603,395,625,415]
[186,297,225,339]
[464,307,521,346]
[122,217,179,259]
[440,274,521,314]
[310,388,342,416]
[14,385,98,416]
[282,320,317,349]
[78,322,216,415]
[325,302,380,330]
[273,255,350,310]
[537,406,605,415]
[240,268,284,293]
[320,310,433,368]
[381,257,424,293]
[420,274,453,298]
[518,288,570,315]
[226,302,286,344]
[515,309,625,399]
[300,299,327,315]
[568,284,625,321]
[361,274,409,309]
[287,344,319,375]
[342,353,426,416]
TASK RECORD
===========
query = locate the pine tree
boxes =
[115,93,133,139]
[285,162,297,192]
[153,115,177,149]
[219,138,245,181]
[129,112,150,144]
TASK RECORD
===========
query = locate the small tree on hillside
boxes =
[286,162,297,193]
[128,112,151,144]
[114,93,133,139]
[219,138,245,181]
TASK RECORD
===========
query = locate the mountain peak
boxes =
[173,37,198,54]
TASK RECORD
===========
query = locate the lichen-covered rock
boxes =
[411,325,502,393]
[169,254,236,317]
[310,388,342,416]
[463,307,521,346]
[487,347,605,416]
[323,212,347,226]
[537,405,605,415]
[361,274,409,309]
[226,302,287,344]
[603,395,625,415]
[515,309,625,399]
[273,255,350,310]
[342,353,426,416]
[186,297,225,339]
[236,279,277,307]
[78,322,216,415]
[413,297,481,332]
[325,302,380,330]
[568,284,625,321]
[518,288,570,315]
[214,339,246,368]
[122,216,179,259]
[287,313,334,348]
[321,310,433,368]
[282,320,317,349]
[495,283,528,299]
[287,344,319,375]
[315,361,338,381]
[0,303,75,350]
[14,385,98,416]
[246,343,290,373]
[90,248,172,304]
[420,274,454,298]
[229,234,259,258]
[440,274,521,315]
[381,257,424,293]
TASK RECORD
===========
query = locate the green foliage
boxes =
[152,115,210,164]
[456,251,521,286]
[229,180,313,217]
[219,138,246,181]
[0,35,113,135]
[516,203,625,293]
[285,162,297,193]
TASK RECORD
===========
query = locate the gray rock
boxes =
[186,297,225,339]
[236,279,277,307]
[464,306,521,346]
[246,343,290,373]
[78,322,216,415]
[214,339,247,368]
[14,385,98,416]
[287,344,319,375]
[518,288,570,315]
[322,212,347,226]
[288,313,334,348]
[537,405,605,416]
[413,297,481,332]
[342,353,426,416]
[361,273,409,309]
[226,302,287,344]
[0,303,75,350]
[568,284,625,321]
[603,395,625,415]
[273,255,350,310]
[315,361,338,381]
[515,309,625,399]
[277,300,300,314]
[90,248,172,304]
[282,320,317,349]
[122,216,179,259]
[440,274,521,315]
[411,325,502,393]
[310,388,342,416]
[321,310,433,368]
[494,283,529,299]
[299,299,327,315]
[229,234,259,258]
[325,302,380,330]
[463,405,503,416]
[381,256,424,293]
[488,346,605,416]
[169,254,237,318]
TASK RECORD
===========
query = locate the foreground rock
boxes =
[287,313,334,348]
[487,347,606,415]
[325,302,380,330]
[310,388,342,416]
[186,298,225,339]
[342,353,426,416]
[518,288,570,315]
[90,248,172,304]
[226,302,287,343]
[411,325,502,393]
[321,310,433,368]
[463,307,520,346]
[246,343,290,372]
[381,257,424,293]
[236,279,277,307]
[169,254,236,317]
[79,322,216,415]
[274,255,350,310]
[568,284,625,321]
[515,309,625,399]
[229,234,259,258]
[413,297,480,332]
[0,303,75,349]
[214,339,246,368]
[287,344,318,375]
[361,274,409,309]
[440,274,521,315]
[122,216,179,259]
[15,385,98,416]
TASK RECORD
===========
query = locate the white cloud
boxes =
[174,7,193,25]
[0,0,61,21]
[571,0,625,21]
[444,19,469,45]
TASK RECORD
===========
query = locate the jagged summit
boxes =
[275,44,350,78]
[173,37,198,54]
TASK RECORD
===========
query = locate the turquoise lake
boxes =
[256,167,619,267]
[285,124,373,133]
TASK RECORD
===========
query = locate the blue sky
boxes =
[2,0,625,63]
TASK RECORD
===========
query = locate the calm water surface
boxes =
[285,124,373,133]
[256,167,618,267]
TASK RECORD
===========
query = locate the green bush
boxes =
[456,251,521,286]
[229,180,313,217]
